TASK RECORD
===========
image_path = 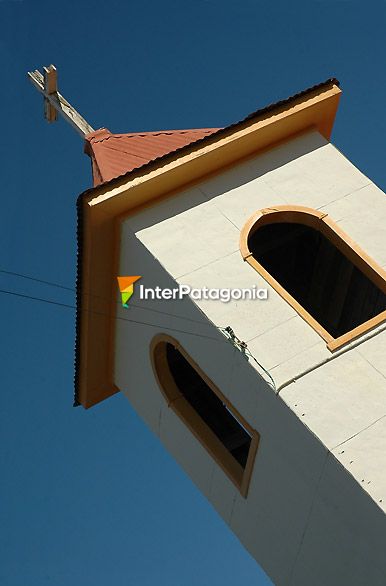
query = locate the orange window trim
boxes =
[240,205,386,352]
[150,334,260,498]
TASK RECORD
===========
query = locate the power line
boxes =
[0,287,75,310]
[0,268,214,329]
[0,268,74,293]
[0,287,226,344]
[219,326,276,389]
[0,270,275,386]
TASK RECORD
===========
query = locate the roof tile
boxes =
[85,128,221,186]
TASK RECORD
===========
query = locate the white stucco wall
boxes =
[116,129,386,585]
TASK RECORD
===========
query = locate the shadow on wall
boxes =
[126,131,328,232]
[116,235,386,586]
[288,449,386,585]
[224,348,386,586]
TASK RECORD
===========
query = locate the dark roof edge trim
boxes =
[73,194,83,407]
[78,77,340,201]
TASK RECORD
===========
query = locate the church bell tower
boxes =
[30,70,386,586]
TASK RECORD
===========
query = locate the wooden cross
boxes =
[28,65,94,137]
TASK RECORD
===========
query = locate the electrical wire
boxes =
[244,348,276,390]
[0,287,227,344]
[0,268,276,388]
[0,269,74,293]
[218,326,276,390]
[0,268,215,329]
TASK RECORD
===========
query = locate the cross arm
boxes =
[28,65,94,137]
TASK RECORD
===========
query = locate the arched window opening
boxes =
[240,206,386,350]
[151,335,259,497]
[166,343,251,467]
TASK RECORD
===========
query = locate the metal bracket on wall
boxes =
[219,325,276,390]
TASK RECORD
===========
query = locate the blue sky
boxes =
[1,2,386,585]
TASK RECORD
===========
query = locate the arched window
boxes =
[151,334,259,497]
[240,205,386,351]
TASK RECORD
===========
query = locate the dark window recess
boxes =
[166,343,251,468]
[248,222,386,339]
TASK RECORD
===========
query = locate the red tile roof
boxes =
[84,78,340,189]
[84,127,221,186]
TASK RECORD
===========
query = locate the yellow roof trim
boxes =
[87,82,341,215]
